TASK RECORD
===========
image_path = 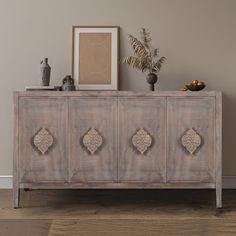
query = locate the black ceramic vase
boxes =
[61,75,76,91]
[146,73,158,91]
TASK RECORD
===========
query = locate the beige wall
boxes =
[0,0,235,176]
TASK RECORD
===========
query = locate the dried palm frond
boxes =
[152,48,159,58]
[128,35,149,60]
[122,28,166,75]
[122,56,149,72]
[152,57,166,73]
[140,28,152,50]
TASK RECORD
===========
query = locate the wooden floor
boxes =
[1,189,236,235]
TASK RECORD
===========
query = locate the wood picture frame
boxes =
[72,26,119,90]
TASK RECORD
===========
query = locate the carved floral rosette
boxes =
[82,128,103,154]
[33,128,53,154]
[132,128,152,154]
[181,128,202,154]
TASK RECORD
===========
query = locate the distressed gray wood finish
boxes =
[118,97,166,182]
[13,91,222,208]
[167,97,215,182]
[13,94,19,208]
[18,97,67,183]
[20,182,215,189]
[69,97,117,182]
[216,92,222,208]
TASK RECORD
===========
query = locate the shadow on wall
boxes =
[222,94,236,175]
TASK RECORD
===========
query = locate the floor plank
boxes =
[49,219,236,236]
[0,220,51,236]
[1,189,236,235]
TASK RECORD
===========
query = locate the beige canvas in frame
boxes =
[73,27,119,90]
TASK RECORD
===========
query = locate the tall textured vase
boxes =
[40,58,51,86]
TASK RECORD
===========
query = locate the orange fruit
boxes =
[191,80,198,85]
[197,82,204,86]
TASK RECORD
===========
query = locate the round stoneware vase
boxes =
[146,73,158,91]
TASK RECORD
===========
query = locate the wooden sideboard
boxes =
[13,91,222,208]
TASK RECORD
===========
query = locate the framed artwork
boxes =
[72,26,119,90]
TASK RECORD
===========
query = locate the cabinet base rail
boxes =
[13,182,222,209]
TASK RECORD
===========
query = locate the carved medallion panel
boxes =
[167,97,215,182]
[181,128,202,154]
[132,128,152,154]
[18,97,67,182]
[33,128,54,154]
[82,128,103,154]
[118,97,166,182]
[69,97,117,182]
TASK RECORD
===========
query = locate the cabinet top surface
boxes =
[14,90,221,98]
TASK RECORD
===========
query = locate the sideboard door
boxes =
[19,97,67,182]
[167,97,215,182]
[118,97,166,182]
[69,97,117,182]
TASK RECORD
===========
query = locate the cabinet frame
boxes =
[13,91,222,208]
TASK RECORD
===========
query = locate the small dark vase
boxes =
[61,75,76,91]
[146,73,158,91]
[40,58,51,86]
